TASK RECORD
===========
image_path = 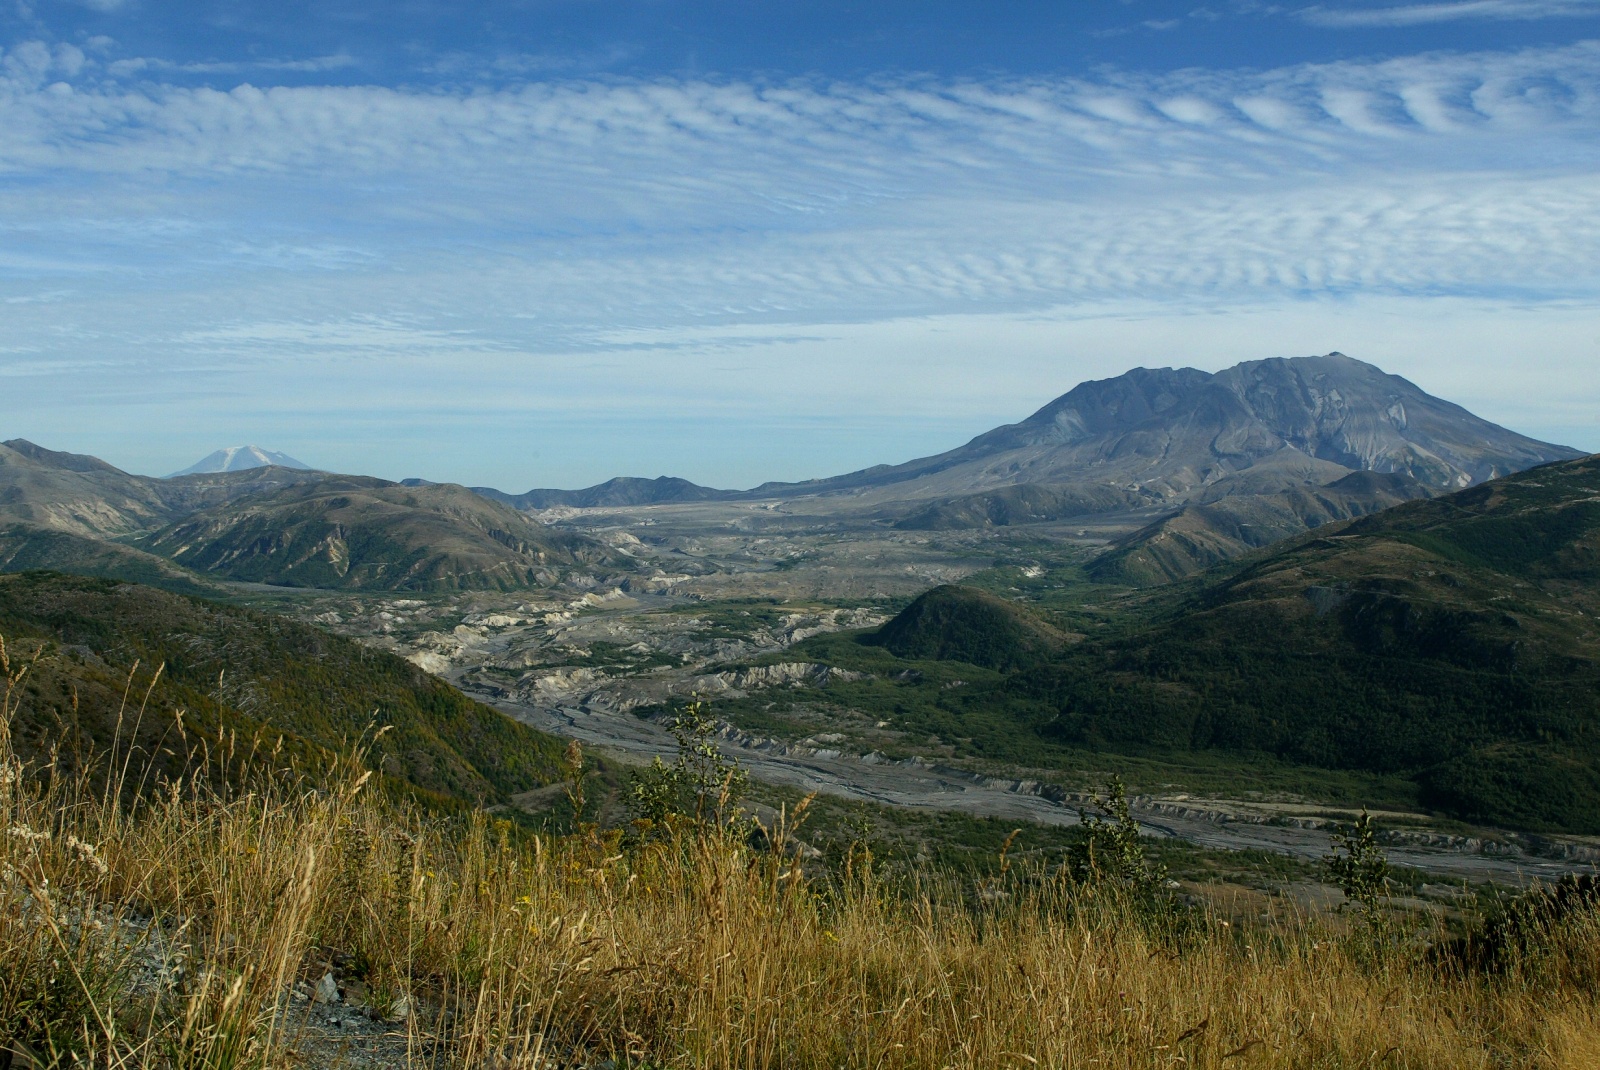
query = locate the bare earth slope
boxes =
[138,477,610,590]
[1,441,612,593]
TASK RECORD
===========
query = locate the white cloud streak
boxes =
[1302,1,1600,27]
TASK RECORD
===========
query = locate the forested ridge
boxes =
[0,570,567,807]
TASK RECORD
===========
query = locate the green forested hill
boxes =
[0,571,566,807]
[866,584,1067,670]
[847,456,1600,831]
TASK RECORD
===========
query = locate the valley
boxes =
[4,353,1597,889]
[233,494,1600,886]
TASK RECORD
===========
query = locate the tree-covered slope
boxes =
[0,571,567,806]
[867,584,1068,670]
[860,456,1600,831]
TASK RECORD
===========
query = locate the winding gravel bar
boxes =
[479,686,1597,886]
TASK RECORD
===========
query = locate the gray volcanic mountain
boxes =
[760,353,1578,504]
[465,353,1575,583]
[481,355,1576,524]
[168,445,312,477]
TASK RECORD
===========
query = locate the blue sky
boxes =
[3,1,1599,488]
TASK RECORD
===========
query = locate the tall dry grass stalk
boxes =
[1,634,1598,1068]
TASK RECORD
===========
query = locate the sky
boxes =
[2,1,1599,489]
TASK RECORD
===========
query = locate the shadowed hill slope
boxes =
[1022,455,1600,830]
[1088,470,1434,585]
[0,524,222,598]
[0,571,567,806]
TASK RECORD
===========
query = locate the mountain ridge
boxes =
[0,443,609,592]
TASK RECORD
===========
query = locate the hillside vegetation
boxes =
[0,570,567,806]
[778,456,1600,832]
[865,584,1068,670]
[3,670,1599,1068]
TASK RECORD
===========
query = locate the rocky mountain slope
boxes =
[0,439,329,538]
[0,440,608,592]
[767,354,1577,505]
[1,439,177,537]
[137,477,609,591]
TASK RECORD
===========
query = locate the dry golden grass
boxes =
[2,636,1598,1069]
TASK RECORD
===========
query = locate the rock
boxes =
[386,994,413,1022]
[314,972,341,1004]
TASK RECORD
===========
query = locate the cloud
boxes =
[104,52,358,78]
[1,38,1598,482]
[1301,1,1600,27]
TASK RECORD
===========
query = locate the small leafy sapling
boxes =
[1067,775,1167,891]
[1324,809,1391,923]
[625,697,747,835]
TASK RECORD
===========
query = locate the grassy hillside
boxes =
[0,570,567,806]
[5,686,1598,1068]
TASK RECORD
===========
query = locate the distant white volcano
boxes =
[167,446,312,477]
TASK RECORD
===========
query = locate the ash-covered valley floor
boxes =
[239,500,1600,888]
